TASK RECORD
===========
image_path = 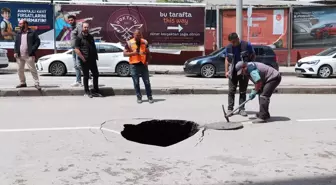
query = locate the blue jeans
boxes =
[130,63,152,98]
[72,50,81,83]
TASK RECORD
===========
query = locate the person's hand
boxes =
[130,50,139,56]
[249,89,257,100]
[81,57,86,62]
[14,53,18,58]
[225,71,230,78]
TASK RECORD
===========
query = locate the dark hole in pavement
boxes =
[121,119,200,147]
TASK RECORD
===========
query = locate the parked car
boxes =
[36,42,130,76]
[0,48,9,69]
[183,45,279,78]
[295,47,336,78]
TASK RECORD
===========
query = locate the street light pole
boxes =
[236,0,243,39]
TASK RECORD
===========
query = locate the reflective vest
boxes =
[126,38,147,64]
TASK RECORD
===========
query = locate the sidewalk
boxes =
[1,62,296,76]
[0,73,335,97]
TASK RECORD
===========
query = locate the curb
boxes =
[0,68,297,76]
[0,86,335,97]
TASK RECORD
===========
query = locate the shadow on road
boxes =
[39,85,60,88]
[0,71,15,75]
[142,98,166,103]
[296,75,336,79]
[249,116,291,123]
[211,175,336,185]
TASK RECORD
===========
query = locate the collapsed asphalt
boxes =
[120,119,200,147]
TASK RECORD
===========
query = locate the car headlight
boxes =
[307,60,320,65]
[188,60,198,65]
[39,58,49,61]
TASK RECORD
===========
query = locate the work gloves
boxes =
[249,89,257,100]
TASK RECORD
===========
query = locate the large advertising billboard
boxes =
[221,8,288,49]
[293,7,336,48]
[54,4,205,51]
[0,2,54,49]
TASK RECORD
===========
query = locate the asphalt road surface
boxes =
[0,95,336,185]
[1,73,336,89]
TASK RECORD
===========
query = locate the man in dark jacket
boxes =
[14,19,41,89]
[74,22,102,98]
[224,32,256,116]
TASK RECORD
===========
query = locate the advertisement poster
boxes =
[221,8,288,49]
[293,7,336,48]
[54,4,205,51]
[0,2,54,49]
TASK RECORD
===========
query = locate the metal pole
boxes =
[216,6,220,48]
[287,5,293,67]
[236,0,243,39]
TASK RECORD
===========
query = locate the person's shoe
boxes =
[91,90,103,97]
[148,96,154,104]
[16,83,27,88]
[238,110,248,117]
[137,96,142,104]
[35,84,41,90]
[227,109,234,115]
[71,82,82,87]
[84,91,93,98]
[252,118,267,124]
[255,113,270,120]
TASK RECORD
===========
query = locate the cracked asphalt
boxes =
[0,95,336,185]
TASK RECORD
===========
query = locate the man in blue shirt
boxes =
[224,32,256,116]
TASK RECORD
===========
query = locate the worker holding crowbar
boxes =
[234,61,282,123]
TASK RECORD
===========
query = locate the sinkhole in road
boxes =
[120,119,200,147]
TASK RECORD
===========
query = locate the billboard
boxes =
[221,8,288,49]
[293,7,336,48]
[54,4,205,51]
[0,2,54,49]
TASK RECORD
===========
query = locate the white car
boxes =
[36,42,130,76]
[295,47,336,78]
[0,48,9,68]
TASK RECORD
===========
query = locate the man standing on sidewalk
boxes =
[74,22,102,98]
[68,15,82,87]
[14,19,41,89]
[124,29,154,104]
[224,32,256,116]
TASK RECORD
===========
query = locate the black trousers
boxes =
[228,74,249,110]
[80,59,99,92]
[258,75,282,119]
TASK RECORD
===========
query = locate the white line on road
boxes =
[297,118,336,122]
[0,126,121,135]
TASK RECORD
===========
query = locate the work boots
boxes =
[253,96,270,123]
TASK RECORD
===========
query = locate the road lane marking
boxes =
[297,118,336,122]
[0,126,121,135]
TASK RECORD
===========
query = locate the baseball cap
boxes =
[235,61,245,75]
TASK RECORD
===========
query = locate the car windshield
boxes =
[209,47,226,56]
[316,48,336,56]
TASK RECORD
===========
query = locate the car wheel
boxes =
[49,61,66,76]
[322,32,329,39]
[317,65,332,78]
[200,64,216,78]
[116,62,130,77]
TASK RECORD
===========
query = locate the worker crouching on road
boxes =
[124,29,154,104]
[235,61,282,123]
